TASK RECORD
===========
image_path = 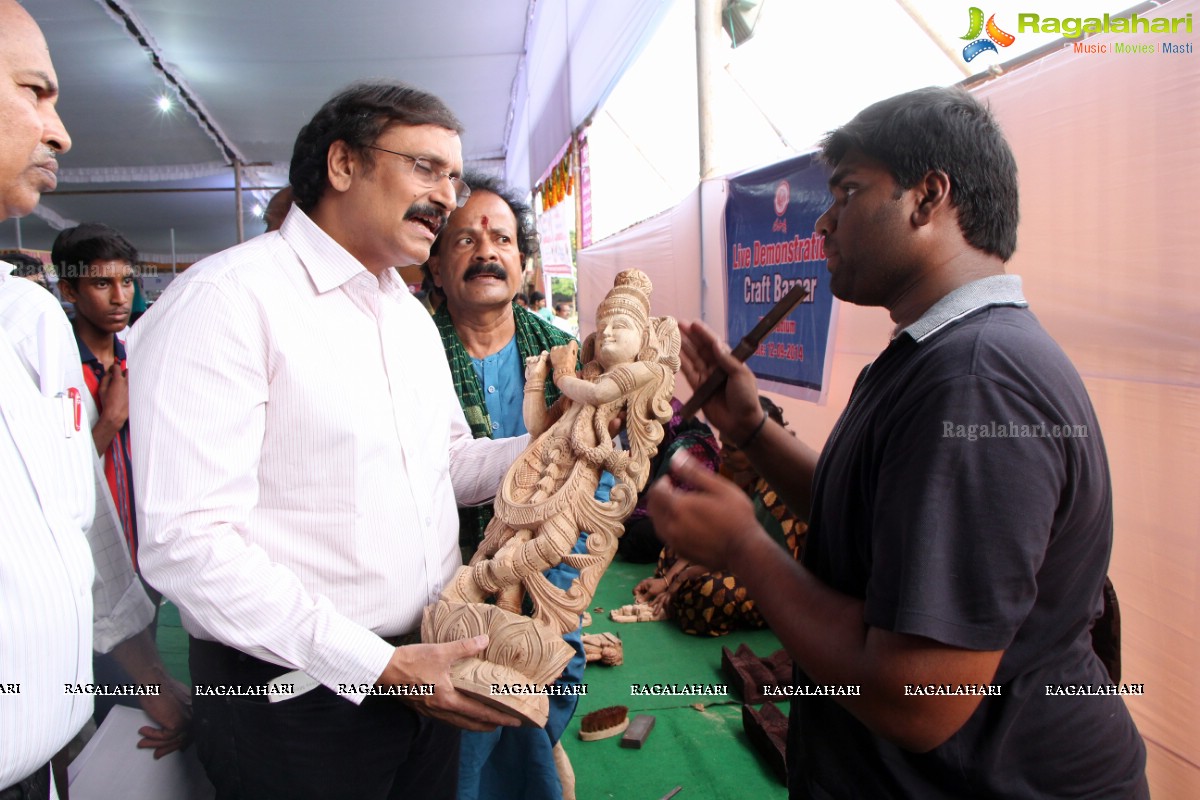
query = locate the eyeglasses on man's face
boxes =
[365,145,471,207]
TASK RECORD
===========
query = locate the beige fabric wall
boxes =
[579,2,1199,791]
[577,186,704,334]
[971,5,1200,792]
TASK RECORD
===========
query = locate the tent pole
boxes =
[893,0,972,78]
[695,0,721,324]
[234,160,245,244]
[696,0,719,182]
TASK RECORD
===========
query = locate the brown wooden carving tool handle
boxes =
[678,283,809,420]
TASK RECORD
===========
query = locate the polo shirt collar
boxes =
[278,205,409,300]
[899,274,1028,343]
[75,331,126,366]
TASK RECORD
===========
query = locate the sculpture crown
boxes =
[597,269,653,329]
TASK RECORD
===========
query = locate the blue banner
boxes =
[725,153,836,401]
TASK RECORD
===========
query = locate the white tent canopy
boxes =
[5,0,671,261]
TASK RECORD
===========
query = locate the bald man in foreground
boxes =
[0,3,189,796]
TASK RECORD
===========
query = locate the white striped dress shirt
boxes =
[0,268,152,789]
[128,208,525,701]
[0,268,156,653]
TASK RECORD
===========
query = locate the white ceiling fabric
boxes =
[6,0,670,261]
[513,0,673,188]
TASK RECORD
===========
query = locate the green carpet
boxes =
[561,559,788,800]
[157,600,189,684]
[156,558,789,799]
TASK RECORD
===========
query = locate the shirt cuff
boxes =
[302,611,398,705]
[92,579,156,654]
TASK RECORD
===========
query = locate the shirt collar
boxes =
[470,334,519,365]
[278,204,409,301]
[899,274,1028,343]
[75,331,126,365]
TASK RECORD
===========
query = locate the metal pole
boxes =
[234,160,245,244]
[695,0,721,323]
[893,0,972,78]
[170,228,177,274]
[696,0,720,181]
[50,186,287,196]
[14,217,22,250]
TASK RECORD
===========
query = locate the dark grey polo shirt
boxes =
[788,276,1147,799]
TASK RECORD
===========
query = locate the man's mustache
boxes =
[404,203,447,229]
[463,263,508,281]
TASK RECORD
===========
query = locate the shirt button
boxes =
[487,385,496,394]
[424,517,432,527]
[491,421,499,431]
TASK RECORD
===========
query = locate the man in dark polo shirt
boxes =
[647,87,1147,798]
[53,222,158,727]
[53,223,139,565]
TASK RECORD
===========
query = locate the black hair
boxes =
[422,170,539,296]
[530,291,546,304]
[289,81,463,213]
[819,86,1018,261]
[427,171,539,261]
[2,251,48,279]
[50,223,139,286]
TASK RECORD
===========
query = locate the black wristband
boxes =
[737,411,768,449]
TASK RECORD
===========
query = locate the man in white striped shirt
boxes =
[0,2,189,796]
[130,82,525,800]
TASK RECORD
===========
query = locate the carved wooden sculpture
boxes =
[581,632,624,666]
[422,270,680,725]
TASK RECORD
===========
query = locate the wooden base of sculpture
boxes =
[421,600,575,726]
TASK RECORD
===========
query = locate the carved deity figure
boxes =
[422,269,679,724]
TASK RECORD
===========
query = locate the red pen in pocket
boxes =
[67,386,82,432]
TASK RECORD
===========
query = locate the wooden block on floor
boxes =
[723,644,794,705]
[742,702,788,785]
[619,714,656,748]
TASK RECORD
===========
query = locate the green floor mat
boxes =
[157,599,190,685]
[562,558,788,800]
[155,558,790,799]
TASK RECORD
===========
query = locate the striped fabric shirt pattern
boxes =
[128,208,525,701]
